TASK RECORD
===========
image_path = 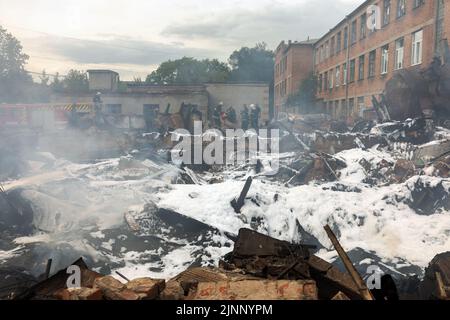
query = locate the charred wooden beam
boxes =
[116,271,130,282]
[324,225,374,300]
[45,259,53,280]
[231,177,253,213]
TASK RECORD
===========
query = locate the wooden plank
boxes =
[324,225,374,300]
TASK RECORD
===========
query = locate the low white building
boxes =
[51,70,270,125]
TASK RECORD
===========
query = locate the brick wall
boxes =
[313,0,439,122]
[274,41,314,116]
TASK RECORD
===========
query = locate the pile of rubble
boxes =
[272,114,450,188]
[1,101,450,301]
[10,228,449,300]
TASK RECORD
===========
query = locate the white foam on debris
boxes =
[2,148,449,279]
[0,247,24,264]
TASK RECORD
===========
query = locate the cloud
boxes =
[37,34,220,66]
[162,0,361,47]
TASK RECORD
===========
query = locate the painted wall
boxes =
[205,83,270,122]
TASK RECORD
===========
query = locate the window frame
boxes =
[360,13,367,39]
[336,31,342,54]
[343,63,348,85]
[381,45,389,75]
[397,0,406,19]
[335,66,341,87]
[413,0,424,9]
[369,50,376,78]
[394,37,404,70]
[351,20,357,45]
[383,0,391,26]
[349,59,356,83]
[358,55,365,80]
[411,29,423,66]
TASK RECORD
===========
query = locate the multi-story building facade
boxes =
[314,0,447,122]
[274,39,316,115]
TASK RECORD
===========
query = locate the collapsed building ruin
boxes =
[1,42,450,301]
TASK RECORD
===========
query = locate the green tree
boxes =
[228,43,275,117]
[39,69,50,86]
[228,43,274,83]
[286,72,317,114]
[0,25,32,102]
[50,72,64,92]
[62,69,89,94]
[146,57,230,84]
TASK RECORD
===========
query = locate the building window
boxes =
[369,6,377,32]
[344,27,348,49]
[412,30,423,65]
[381,45,389,74]
[369,50,376,78]
[336,32,342,53]
[349,98,355,116]
[334,101,339,117]
[324,72,328,91]
[413,0,424,9]
[325,41,330,58]
[360,14,367,39]
[318,74,323,93]
[106,104,122,114]
[330,37,335,56]
[383,0,391,26]
[329,69,334,89]
[357,97,365,116]
[397,0,406,18]
[349,59,356,83]
[395,38,404,70]
[358,55,365,80]
[335,66,341,87]
[341,99,346,115]
[343,63,347,85]
[351,20,357,45]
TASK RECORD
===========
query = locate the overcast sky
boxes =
[0,0,363,80]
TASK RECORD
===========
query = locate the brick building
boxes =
[314,0,448,122]
[276,0,449,122]
[274,39,316,115]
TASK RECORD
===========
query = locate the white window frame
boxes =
[335,67,340,87]
[395,38,404,70]
[329,69,334,89]
[343,63,347,85]
[411,30,423,66]
[381,45,389,74]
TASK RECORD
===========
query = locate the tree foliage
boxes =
[228,43,274,83]
[39,70,50,86]
[59,69,89,94]
[0,25,32,102]
[146,57,230,84]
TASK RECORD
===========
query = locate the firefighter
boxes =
[92,92,104,127]
[249,104,261,130]
[240,104,249,130]
[226,106,237,124]
[213,102,223,128]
